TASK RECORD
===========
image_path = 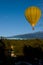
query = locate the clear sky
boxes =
[0,0,43,36]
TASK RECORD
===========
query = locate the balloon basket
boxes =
[32,27,34,30]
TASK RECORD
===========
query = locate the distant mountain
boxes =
[7,32,43,39]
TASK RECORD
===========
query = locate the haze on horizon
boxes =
[0,0,43,37]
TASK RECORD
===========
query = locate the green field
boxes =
[1,39,43,56]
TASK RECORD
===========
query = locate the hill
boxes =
[6,32,43,39]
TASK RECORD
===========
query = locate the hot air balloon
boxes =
[25,6,41,30]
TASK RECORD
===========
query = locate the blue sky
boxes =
[0,0,43,36]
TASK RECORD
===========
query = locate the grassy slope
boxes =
[2,39,43,56]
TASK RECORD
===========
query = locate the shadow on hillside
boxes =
[0,39,6,64]
[23,44,43,64]
[0,39,43,65]
[16,45,43,65]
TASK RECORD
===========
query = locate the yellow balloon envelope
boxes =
[25,6,41,30]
